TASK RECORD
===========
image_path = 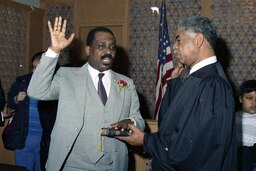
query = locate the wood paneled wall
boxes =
[0,0,45,165]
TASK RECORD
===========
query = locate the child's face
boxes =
[239,91,256,114]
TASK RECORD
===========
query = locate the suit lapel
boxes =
[74,63,90,115]
[107,72,124,120]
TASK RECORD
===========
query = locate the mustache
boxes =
[101,54,113,60]
[172,50,178,55]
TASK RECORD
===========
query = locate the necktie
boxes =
[98,73,107,105]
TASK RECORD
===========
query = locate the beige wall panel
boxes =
[75,0,126,25]
[28,8,45,71]
[74,0,129,49]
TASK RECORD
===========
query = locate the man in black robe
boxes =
[118,15,237,171]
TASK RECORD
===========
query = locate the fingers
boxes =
[52,17,59,32]
[48,16,65,33]
[177,62,184,68]
[3,107,15,118]
[57,16,62,32]
[61,19,67,34]
[110,121,118,127]
[67,33,75,44]
[176,64,184,74]
[128,124,138,132]
[48,17,59,33]
[48,20,53,33]
[18,91,27,101]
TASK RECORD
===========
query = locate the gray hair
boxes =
[178,15,217,48]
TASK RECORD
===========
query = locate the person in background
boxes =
[236,79,256,171]
[7,52,57,171]
[118,15,237,171]
[0,80,6,126]
[27,16,145,171]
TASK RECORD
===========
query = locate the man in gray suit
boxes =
[27,16,145,171]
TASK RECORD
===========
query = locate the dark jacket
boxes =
[7,73,32,148]
[8,73,57,165]
[0,81,5,111]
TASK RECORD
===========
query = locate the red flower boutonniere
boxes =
[116,80,129,90]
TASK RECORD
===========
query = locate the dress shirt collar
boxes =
[88,64,111,79]
[87,64,111,95]
[189,56,217,75]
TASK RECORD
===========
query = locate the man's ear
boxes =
[85,46,90,56]
[195,33,204,48]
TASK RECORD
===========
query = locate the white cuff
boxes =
[129,117,136,126]
[45,48,59,58]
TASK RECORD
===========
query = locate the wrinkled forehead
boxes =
[94,32,116,43]
[175,28,192,39]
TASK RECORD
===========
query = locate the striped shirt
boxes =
[236,110,256,147]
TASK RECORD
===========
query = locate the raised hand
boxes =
[48,16,75,53]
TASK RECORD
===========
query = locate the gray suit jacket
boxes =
[27,54,145,171]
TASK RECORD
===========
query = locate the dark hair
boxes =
[178,15,217,48]
[239,79,256,96]
[31,51,44,62]
[86,26,116,46]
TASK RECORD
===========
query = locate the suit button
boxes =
[67,146,71,150]
[74,128,78,131]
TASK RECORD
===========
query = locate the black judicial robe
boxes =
[144,62,237,171]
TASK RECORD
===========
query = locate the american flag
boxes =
[154,0,174,119]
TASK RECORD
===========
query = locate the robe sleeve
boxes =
[158,78,182,126]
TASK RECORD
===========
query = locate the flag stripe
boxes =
[154,0,174,119]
